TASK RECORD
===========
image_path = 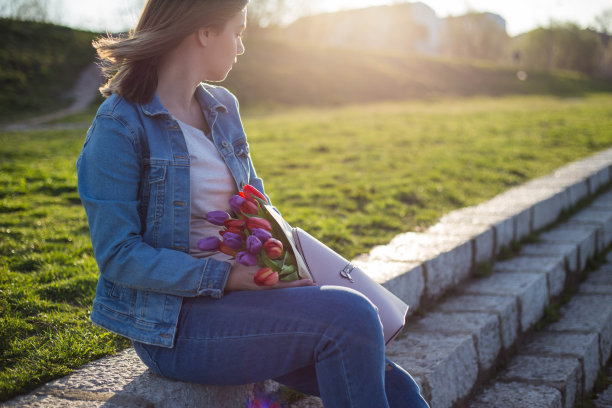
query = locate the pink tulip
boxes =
[263,238,283,259]
[218,242,238,257]
[253,267,279,286]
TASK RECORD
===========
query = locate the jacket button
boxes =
[221,141,229,148]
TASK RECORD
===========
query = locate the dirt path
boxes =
[2,63,103,132]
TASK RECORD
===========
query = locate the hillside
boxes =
[0,19,97,123]
[1,19,611,125]
[224,35,612,107]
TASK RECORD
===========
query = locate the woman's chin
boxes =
[205,69,232,83]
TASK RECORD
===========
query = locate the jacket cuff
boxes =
[196,258,232,298]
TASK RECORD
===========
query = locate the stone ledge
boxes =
[3,348,254,408]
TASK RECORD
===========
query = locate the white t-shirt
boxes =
[175,118,236,261]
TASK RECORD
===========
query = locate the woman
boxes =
[77,1,429,407]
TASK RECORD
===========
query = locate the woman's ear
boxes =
[196,28,211,47]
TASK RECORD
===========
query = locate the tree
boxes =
[594,7,612,35]
[0,0,49,22]
[518,22,603,74]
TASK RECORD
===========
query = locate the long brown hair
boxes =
[95,0,248,104]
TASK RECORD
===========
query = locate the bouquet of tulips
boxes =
[197,185,301,286]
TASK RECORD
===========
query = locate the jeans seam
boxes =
[134,342,164,376]
[178,331,335,342]
[338,348,356,407]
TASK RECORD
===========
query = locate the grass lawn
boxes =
[1,93,612,400]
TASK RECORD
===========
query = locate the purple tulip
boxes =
[251,228,272,244]
[223,232,244,250]
[206,211,230,226]
[229,195,246,214]
[246,235,263,254]
[197,236,220,251]
[236,251,258,266]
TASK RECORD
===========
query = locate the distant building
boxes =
[284,2,507,58]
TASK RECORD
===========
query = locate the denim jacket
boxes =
[77,84,266,347]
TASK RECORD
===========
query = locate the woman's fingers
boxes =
[272,279,317,289]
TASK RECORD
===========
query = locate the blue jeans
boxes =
[133,286,429,408]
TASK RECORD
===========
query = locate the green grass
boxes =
[246,94,612,255]
[1,93,612,400]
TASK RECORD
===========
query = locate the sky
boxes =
[14,0,612,37]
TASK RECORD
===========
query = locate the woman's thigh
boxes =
[134,285,384,386]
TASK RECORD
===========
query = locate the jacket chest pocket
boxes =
[144,164,167,222]
[233,141,251,178]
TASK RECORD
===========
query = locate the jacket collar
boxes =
[140,83,228,118]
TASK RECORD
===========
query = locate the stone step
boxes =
[592,362,612,408]
[382,214,612,408]
[467,254,612,408]
[4,148,612,407]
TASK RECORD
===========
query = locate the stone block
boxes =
[567,208,612,251]
[370,232,472,299]
[579,264,612,296]
[521,331,600,393]
[523,173,589,200]
[520,243,579,275]
[566,180,591,207]
[469,382,563,408]
[488,185,569,232]
[386,332,478,408]
[436,294,519,349]
[559,159,611,195]
[594,384,612,408]
[531,190,570,231]
[499,355,582,408]
[590,166,612,193]
[547,294,612,366]
[462,272,548,332]
[539,225,598,272]
[410,311,501,371]
[493,255,567,297]
[427,222,495,265]
[352,258,425,311]
[439,206,519,252]
[4,348,254,408]
[591,191,612,211]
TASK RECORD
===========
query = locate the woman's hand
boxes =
[225,262,316,292]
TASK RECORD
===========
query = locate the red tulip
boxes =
[242,184,269,204]
[245,217,272,232]
[218,242,239,257]
[253,267,279,286]
[224,218,245,229]
[239,199,259,215]
[220,226,246,239]
[263,238,283,259]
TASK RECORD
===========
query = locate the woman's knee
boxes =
[317,286,383,337]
